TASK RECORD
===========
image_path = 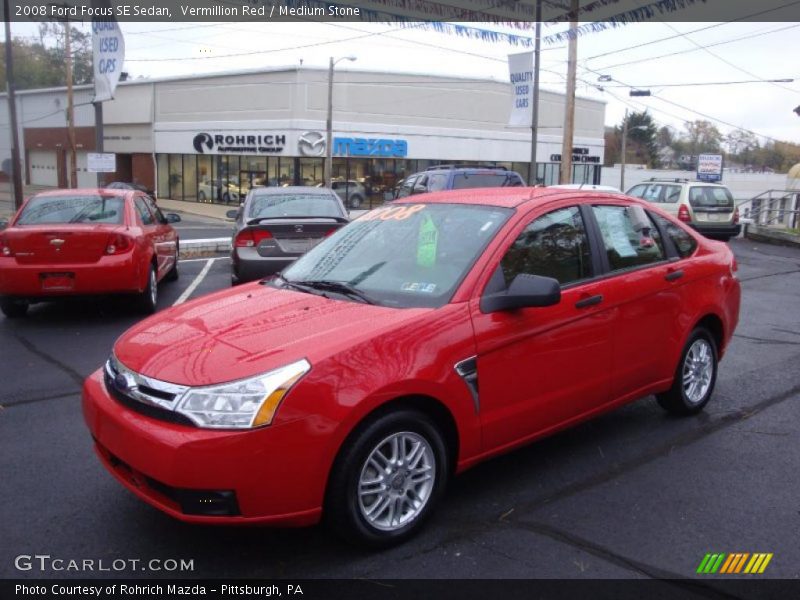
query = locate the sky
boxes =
[5,17,800,145]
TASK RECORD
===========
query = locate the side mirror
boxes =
[165,213,182,223]
[0,218,8,231]
[480,273,561,313]
[412,184,427,195]
[225,209,239,220]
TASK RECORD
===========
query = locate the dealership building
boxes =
[1,66,606,205]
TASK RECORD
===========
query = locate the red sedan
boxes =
[82,188,740,547]
[0,188,180,317]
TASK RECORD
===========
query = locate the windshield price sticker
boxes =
[360,205,426,222]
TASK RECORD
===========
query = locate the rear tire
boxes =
[349,195,364,209]
[0,297,29,319]
[137,264,158,314]
[325,409,449,548]
[165,244,179,282]
[657,327,718,415]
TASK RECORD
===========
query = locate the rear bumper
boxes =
[0,254,141,298]
[691,223,741,239]
[231,248,297,283]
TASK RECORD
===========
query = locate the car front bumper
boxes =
[81,369,326,526]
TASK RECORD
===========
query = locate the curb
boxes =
[744,224,800,249]
[179,238,231,259]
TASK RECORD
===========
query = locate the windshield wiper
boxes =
[276,278,377,305]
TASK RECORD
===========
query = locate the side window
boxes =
[144,197,166,224]
[134,197,155,225]
[626,184,647,199]
[500,206,593,287]
[653,214,697,258]
[412,175,428,194]
[426,173,448,192]
[663,185,681,203]
[592,205,666,271]
[396,176,417,199]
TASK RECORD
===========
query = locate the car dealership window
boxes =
[500,206,593,286]
[592,205,666,271]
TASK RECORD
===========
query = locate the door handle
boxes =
[665,269,684,282]
[575,294,603,309]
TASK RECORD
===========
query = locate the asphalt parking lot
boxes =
[1,238,799,585]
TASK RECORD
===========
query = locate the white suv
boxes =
[627,179,740,241]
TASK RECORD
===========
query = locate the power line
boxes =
[604,78,795,89]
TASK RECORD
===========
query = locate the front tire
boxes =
[325,409,449,548]
[657,327,718,415]
[0,297,29,318]
[165,243,179,282]
[349,195,364,209]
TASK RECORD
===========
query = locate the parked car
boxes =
[626,178,741,241]
[394,165,525,199]
[327,180,367,209]
[197,179,222,202]
[83,188,739,548]
[228,186,349,285]
[0,188,181,318]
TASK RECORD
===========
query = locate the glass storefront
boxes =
[155,154,601,206]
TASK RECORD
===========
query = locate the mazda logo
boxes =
[298,132,325,157]
[193,133,214,154]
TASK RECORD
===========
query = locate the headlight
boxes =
[175,359,311,429]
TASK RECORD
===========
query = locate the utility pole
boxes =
[529,0,542,185]
[64,22,77,188]
[620,109,629,192]
[559,0,579,184]
[4,0,24,210]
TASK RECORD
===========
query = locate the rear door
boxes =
[688,185,735,228]
[588,203,682,397]
[143,196,178,277]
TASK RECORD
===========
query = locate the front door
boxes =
[470,204,617,452]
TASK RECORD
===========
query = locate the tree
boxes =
[0,24,93,90]
[684,120,723,155]
[623,111,659,167]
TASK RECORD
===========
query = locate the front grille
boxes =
[104,369,195,427]
[104,356,194,427]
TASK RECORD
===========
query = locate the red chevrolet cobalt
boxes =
[82,188,740,547]
[0,189,180,317]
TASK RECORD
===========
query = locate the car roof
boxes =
[392,186,630,209]
[29,188,131,197]
[250,186,337,196]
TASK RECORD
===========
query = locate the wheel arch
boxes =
[323,393,460,503]
[693,312,725,356]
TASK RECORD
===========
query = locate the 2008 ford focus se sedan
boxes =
[82,188,740,547]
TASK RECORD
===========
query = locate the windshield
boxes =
[16,195,125,225]
[281,203,512,308]
[248,193,344,219]
[451,173,522,189]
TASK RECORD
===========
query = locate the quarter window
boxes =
[592,205,666,271]
[500,206,593,287]
[653,214,698,258]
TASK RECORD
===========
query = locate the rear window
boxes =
[16,195,125,225]
[248,193,343,219]
[688,186,733,208]
[451,173,523,189]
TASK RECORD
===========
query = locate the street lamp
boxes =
[620,112,649,192]
[325,55,357,188]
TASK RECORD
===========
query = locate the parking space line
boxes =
[179,256,230,263]
[173,258,219,306]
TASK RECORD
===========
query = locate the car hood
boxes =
[113,283,428,386]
